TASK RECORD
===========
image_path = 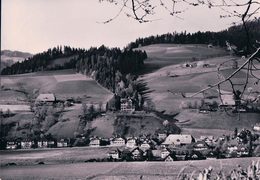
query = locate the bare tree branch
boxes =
[188,48,260,98]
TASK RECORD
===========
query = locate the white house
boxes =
[120,98,135,112]
[110,137,126,146]
[161,148,171,159]
[57,139,68,148]
[89,137,100,147]
[108,149,121,159]
[158,132,167,141]
[253,123,260,132]
[21,140,34,149]
[6,142,17,150]
[126,138,137,148]
[37,140,48,148]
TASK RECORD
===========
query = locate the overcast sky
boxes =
[1,0,248,54]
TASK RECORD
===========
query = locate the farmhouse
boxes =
[189,151,205,160]
[171,147,190,161]
[151,150,161,159]
[164,154,176,162]
[21,140,34,149]
[161,148,171,159]
[37,140,48,148]
[131,147,144,161]
[120,98,135,112]
[89,137,100,147]
[226,139,239,152]
[157,130,168,141]
[36,93,56,105]
[110,137,126,146]
[253,123,260,132]
[192,141,210,151]
[57,139,68,148]
[200,136,215,147]
[140,140,152,151]
[108,148,121,160]
[126,137,137,148]
[6,141,17,150]
[162,134,195,146]
[225,139,249,158]
[47,140,56,148]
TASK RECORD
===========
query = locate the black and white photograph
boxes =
[1,0,260,179]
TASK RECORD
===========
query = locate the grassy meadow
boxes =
[0,69,113,139]
[1,69,113,102]
[1,156,259,180]
[137,44,228,73]
[137,44,259,135]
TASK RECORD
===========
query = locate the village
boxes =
[2,92,260,163]
[3,124,260,162]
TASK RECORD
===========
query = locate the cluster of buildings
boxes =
[5,138,68,150]
[4,128,260,163]
[87,129,260,161]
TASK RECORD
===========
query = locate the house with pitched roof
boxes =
[161,148,171,159]
[192,141,210,151]
[6,141,17,150]
[108,148,121,160]
[126,137,137,148]
[162,134,195,147]
[120,98,135,112]
[110,137,126,146]
[164,154,176,162]
[35,93,56,105]
[37,139,48,148]
[131,147,144,161]
[89,137,100,147]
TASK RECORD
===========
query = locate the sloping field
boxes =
[137,44,228,73]
[0,90,27,105]
[139,44,259,114]
[138,44,259,139]
[47,106,82,138]
[1,70,113,102]
[141,72,220,114]
[114,113,180,136]
[1,70,113,139]
[1,157,259,180]
[175,110,259,131]
[3,112,35,139]
[90,115,115,138]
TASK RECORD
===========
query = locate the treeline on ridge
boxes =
[128,18,260,53]
[1,45,147,92]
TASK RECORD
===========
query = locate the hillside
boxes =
[139,44,259,111]
[1,46,147,93]
[129,18,260,53]
[1,50,33,71]
[1,70,114,139]
[1,69,112,102]
[136,44,228,73]
[138,43,259,137]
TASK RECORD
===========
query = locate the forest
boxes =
[1,45,147,93]
[127,18,260,54]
